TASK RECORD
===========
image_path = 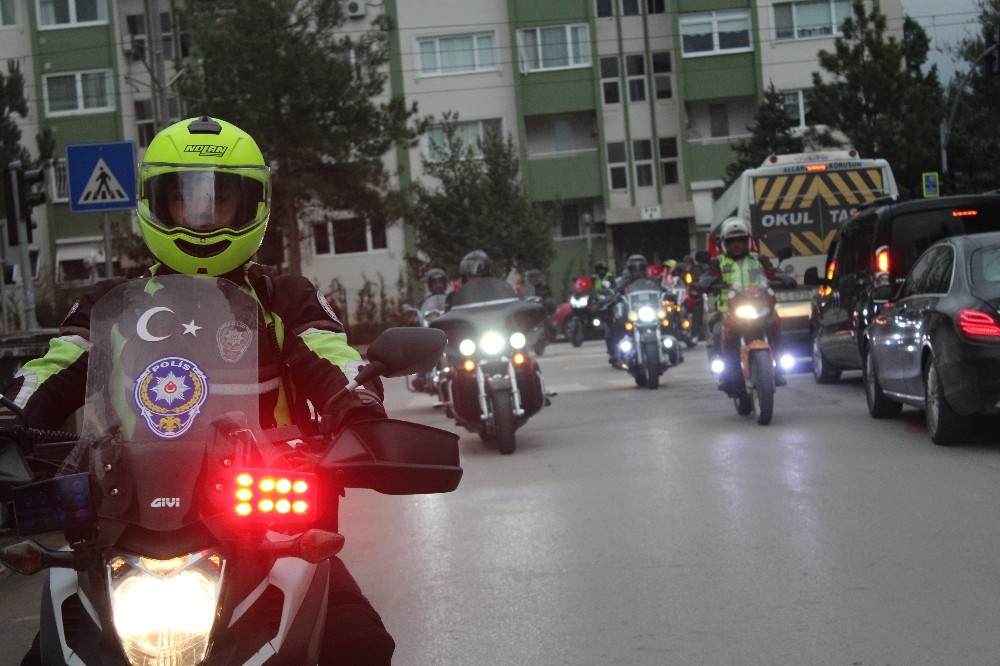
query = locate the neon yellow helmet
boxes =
[137,116,271,276]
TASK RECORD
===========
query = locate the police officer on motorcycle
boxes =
[592,260,615,292]
[1,116,395,665]
[700,217,786,391]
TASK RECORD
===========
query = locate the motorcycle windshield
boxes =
[74,275,262,532]
[433,277,545,343]
[624,278,664,311]
[420,294,448,316]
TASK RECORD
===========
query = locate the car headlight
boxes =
[107,550,225,666]
[570,295,589,308]
[637,306,656,322]
[480,331,505,355]
[510,332,526,349]
[459,339,476,356]
[734,304,761,319]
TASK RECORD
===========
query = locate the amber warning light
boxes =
[233,470,317,520]
[805,164,828,172]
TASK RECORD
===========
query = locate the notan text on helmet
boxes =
[184,144,229,157]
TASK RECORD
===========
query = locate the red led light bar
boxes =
[951,209,979,218]
[233,469,317,521]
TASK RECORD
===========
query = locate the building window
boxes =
[709,103,729,137]
[774,0,851,40]
[596,0,613,18]
[418,32,495,76]
[633,140,653,187]
[314,218,387,256]
[125,11,187,62]
[424,118,502,161]
[621,0,640,16]
[680,10,751,56]
[625,54,646,102]
[607,142,628,190]
[659,138,679,185]
[517,24,591,73]
[646,0,665,14]
[1,0,17,27]
[43,70,114,116]
[135,99,155,146]
[782,89,816,127]
[651,51,672,99]
[37,0,108,28]
[50,158,69,202]
[600,56,620,105]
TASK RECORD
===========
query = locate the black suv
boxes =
[809,193,1000,383]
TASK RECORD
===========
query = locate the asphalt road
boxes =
[3,340,1000,665]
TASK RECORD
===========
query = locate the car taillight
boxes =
[956,309,1000,341]
[951,209,979,218]
[233,470,316,521]
[825,259,836,281]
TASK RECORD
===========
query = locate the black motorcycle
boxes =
[0,275,461,665]
[432,278,551,454]
[609,277,683,389]
[564,275,611,347]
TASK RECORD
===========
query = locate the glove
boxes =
[320,387,387,437]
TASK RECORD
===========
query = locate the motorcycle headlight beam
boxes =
[510,332,527,349]
[637,306,656,323]
[459,339,477,356]
[107,550,225,666]
[480,331,505,356]
[618,339,633,353]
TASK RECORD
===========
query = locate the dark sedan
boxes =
[864,232,1000,445]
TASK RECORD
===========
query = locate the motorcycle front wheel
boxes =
[567,317,584,347]
[642,341,661,389]
[750,350,775,425]
[491,390,517,454]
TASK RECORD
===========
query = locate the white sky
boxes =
[901,0,983,82]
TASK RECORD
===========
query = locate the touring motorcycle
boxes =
[0,275,461,665]
[610,277,683,389]
[402,293,449,397]
[431,277,551,455]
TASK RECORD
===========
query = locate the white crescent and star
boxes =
[136,307,202,341]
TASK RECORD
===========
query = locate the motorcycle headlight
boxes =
[734,304,761,319]
[510,332,526,349]
[592,318,602,327]
[107,550,225,666]
[570,295,589,308]
[618,338,633,353]
[480,331,505,355]
[637,306,656,323]
[459,339,476,356]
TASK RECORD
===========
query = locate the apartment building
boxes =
[1,0,903,317]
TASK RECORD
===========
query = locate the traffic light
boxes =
[5,161,46,246]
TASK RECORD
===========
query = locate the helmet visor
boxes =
[142,167,269,233]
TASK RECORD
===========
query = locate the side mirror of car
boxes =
[776,245,794,263]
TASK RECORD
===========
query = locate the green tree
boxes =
[809,1,944,198]
[944,0,1000,193]
[722,83,805,188]
[176,1,428,275]
[407,114,556,281]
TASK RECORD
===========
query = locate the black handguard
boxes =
[320,387,388,437]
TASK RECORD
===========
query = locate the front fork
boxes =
[475,358,524,422]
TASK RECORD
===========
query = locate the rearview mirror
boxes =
[366,327,447,378]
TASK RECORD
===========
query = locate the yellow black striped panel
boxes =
[758,229,838,258]
[754,169,885,211]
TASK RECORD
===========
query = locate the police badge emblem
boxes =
[134,356,209,439]
[217,320,252,362]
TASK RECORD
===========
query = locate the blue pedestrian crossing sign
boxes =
[66,142,137,213]
[922,172,940,198]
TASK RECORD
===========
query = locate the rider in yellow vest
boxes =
[701,217,786,391]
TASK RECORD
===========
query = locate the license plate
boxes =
[774,288,816,302]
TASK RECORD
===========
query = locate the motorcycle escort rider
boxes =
[407,267,449,326]
[592,260,615,292]
[0,116,396,665]
[698,217,786,391]
[606,254,650,363]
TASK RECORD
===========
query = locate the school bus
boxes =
[710,150,898,367]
